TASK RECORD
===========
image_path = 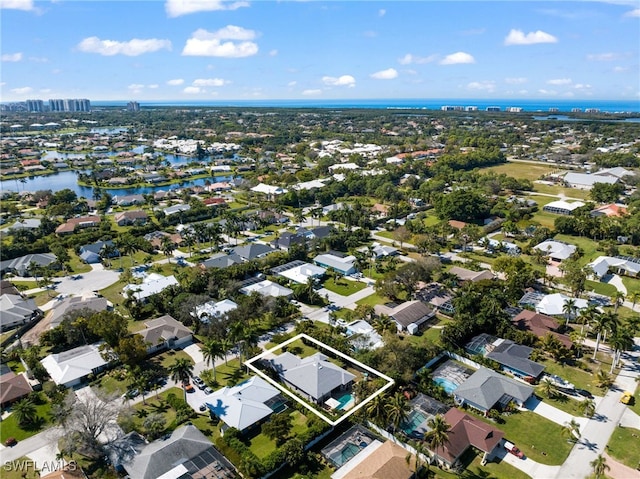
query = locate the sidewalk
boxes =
[603,452,640,479]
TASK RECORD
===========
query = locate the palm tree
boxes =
[612,291,625,313]
[561,419,581,443]
[365,393,387,424]
[579,398,596,418]
[590,454,610,479]
[372,315,395,335]
[593,370,613,390]
[609,326,634,373]
[201,339,224,383]
[563,298,578,327]
[540,377,557,399]
[590,313,609,360]
[629,291,640,312]
[423,414,451,463]
[13,397,38,426]
[578,304,599,335]
[161,236,176,263]
[384,392,409,433]
[167,358,194,400]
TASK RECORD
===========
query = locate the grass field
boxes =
[356,292,390,308]
[1,456,41,479]
[432,449,533,479]
[607,426,640,469]
[484,162,563,182]
[0,393,52,443]
[322,277,368,296]
[533,182,591,200]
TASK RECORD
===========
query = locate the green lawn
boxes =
[622,276,640,297]
[484,162,563,182]
[249,432,277,459]
[529,210,561,229]
[212,358,251,386]
[535,390,585,416]
[355,292,390,308]
[322,277,368,296]
[0,393,52,443]
[630,384,640,417]
[607,426,640,469]
[533,182,590,200]
[1,456,40,479]
[129,387,182,435]
[585,280,619,297]
[553,234,600,266]
[472,410,572,465]
[538,358,600,394]
[433,449,532,479]
[157,350,194,370]
[65,250,92,274]
[99,279,128,307]
[8,280,38,290]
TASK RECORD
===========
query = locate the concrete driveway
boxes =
[52,264,120,296]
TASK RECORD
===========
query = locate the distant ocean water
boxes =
[94,98,640,113]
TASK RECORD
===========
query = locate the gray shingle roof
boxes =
[486,340,545,377]
[454,368,534,411]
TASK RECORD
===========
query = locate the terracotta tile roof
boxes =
[511,310,573,348]
[339,441,414,479]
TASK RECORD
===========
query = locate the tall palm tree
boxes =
[384,392,410,433]
[579,398,596,418]
[612,291,625,313]
[629,292,640,312]
[424,414,451,464]
[13,398,38,426]
[578,304,599,335]
[593,370,613,390]
[365,393,387,424]
[590,313,609,360]
[563,298,578,327]
[372,315,395,335]
[590,454,610,479]
[161,236,176,263]
[167,358,194,400]
[561,419,581,443]
[609,326,634,373]
[201,339,224,383]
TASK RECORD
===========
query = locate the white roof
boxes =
[206,376,279,431]
[250,183,288,195]
[328,162,360,171]
[194,299,238,322]
[293,179,327,191]
[535,293,588,316]
[314,254,357,272]
[40,343,108,386]
[124,274,179,301]
[594,167,633,179]
[240,280,293,297]
[534,240,577,261]
[278,263,326,284]
[588,256,640,278]
[346,320,384,349]
[544,200,586,212]
[564,172,618,187]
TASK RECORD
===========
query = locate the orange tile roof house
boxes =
[333,440,415,479]
[590,203,628,218]
[0,368,33,407]
[511,309,573,349]
[55,216,101,234]
[433,408,504,468]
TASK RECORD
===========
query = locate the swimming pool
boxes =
[434,377,459,394]
[336,393,355,410]
[400,410,427,436]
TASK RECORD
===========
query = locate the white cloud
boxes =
[440,52,475,65]
[587,52,618,61]
[182,27,258,57]
[624,8,640,17]
[10,86,32,95]
[269,49,278,56]
[28,56,49,63]
[398,53,437,65]
[370,68,398,80]
[302,89,322,96]
[165,0,248,17]
[193,78,228,87]
[322,75,356,87]
[148,84,159,89]
[504,29,558,45]
[287,81,297,87]
[77,37,172,56]
[1,52,22,62]
[0,0,34,10]
[378,8,386,17]
[467,80,496,92]
[505,77,528,84]
[167,78,184,86]
[613,66,629,73]
[183,86,202,94]
[573,83,592,90]
[128,83,145,90]
[538,89,558,95]
[547,78,572,85]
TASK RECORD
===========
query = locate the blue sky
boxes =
[1,0,639,102]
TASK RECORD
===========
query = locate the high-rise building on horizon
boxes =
[48,98,91,112]
[127,101,140,112]
[26,99,44,112]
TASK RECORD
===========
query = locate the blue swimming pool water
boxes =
[336,393,354,410]
[401,410,427,436]
[434,377,459,394]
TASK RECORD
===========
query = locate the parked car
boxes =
[621,391,634,405]
[184,384,195,393]
[4,437,17,447]
[193,377,204,386]
[125,389,139,399]
[575,388,594,399]
[199,403,207,412]
[504,441,524,458]
[204,387,213,395]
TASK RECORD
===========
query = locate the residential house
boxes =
[122,425,235,479]
[593,166,634,180]
[250,183,288,197]
[40,343,110,387]
[200,252,243,269]
[232,243,277,262]
[432,408,504,469]
[453,367,534,414]
[239,280,293,298]
[415,283,455,315]
[449,266,494,284]
[268,351,355,404]
[114,210,148,226]
[123,274,179,302]
[0,252,58,277]
[136,315,193,354]
[8,218,41,231]
[162,203,190,216]
[144,231,183,250]
[0,368,33,407]
[535,293,588,317]
[272,260,326,284]
[49,295,109,329]
[466,334,545,380]
[314,253,357,276]
[374,300,435,334]
[55,216,101,235]
[371,203,389,218]
[114,194,145,206]
[271,231,307,251]
[0,294,42,331]
[591,204,628,218]
[206,376,284,434]
[193,299,238,323]
[0,280,19,296]
[533,240,576,262]
[448,220,468,230]
[511,310,573,349]
[542,200,586,215]
[329,440,414,479]
[78,240,118,264]
[345,320,384,350]
[39,464,87,479]
[588,256,640,279]
[367,243,399,258]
